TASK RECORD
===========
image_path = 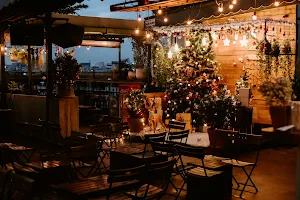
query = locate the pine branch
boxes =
[56,4,89,15]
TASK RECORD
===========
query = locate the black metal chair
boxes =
[212,129,239,158]
[142,132,167,159]
[168,129,189,144]
[90,123,118,148]
[175,143,224,199]
[168,120,186,132]
[222,133,262,198]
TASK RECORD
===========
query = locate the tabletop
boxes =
[25,160,69,171]
[51,174,138,198]
[0,143,34,151]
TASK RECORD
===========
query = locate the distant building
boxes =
[81,62,91,72]
[95,62,105,68]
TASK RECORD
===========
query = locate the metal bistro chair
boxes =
[212,129,239,158]
[168,121,186,132]
[175,143,225,200]
[168,130,189,144]
[222,133,262,198]
[142,132,167,159]
[90,123,118,148]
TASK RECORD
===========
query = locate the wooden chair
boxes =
[222,133,262,198]
[168,120,186,132]
[2,172,34,200]
[168,129,189,144]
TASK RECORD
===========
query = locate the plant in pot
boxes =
[132,37,148,80]
[200,91,238,146]
[17,49,28,64]
[53,53,82,97]
[8,81,20,94]
[8,47,19,62]
[258,77,293,129]
[112,67,119,80]
[124,89,146,133]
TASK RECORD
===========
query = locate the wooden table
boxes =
[51,174,138,199]
[25,160,69,171]
[0,143,35,163]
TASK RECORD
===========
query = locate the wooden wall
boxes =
[202,4,297,124]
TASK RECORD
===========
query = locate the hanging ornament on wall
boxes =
[240,35,248,47]
[224,37,230,46]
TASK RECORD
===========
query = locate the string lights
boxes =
[232,0,237,4]
[218,2,223,12]
[252,12,257,20]
[157,6,163,15]
[274,1,280,6]
[164,16,168,23]
[138,14,142,22]
[135,27,140,34]
[146,31,151,38]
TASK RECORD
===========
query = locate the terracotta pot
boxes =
[269,106,291,129]
[57,84,75,97]
[136,69,146,80]
[127,118,144,133]
[10,55,18,62]
[128,71,136,80]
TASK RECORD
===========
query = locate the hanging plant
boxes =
[271,39,280,74]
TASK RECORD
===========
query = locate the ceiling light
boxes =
[138,15,142,21]
[157,6,162,15]
[252,12,257,20]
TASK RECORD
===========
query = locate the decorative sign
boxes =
[145,17,156,28]
[119,84,141,94]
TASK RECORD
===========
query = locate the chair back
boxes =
[90,123,112,135]
[168,130,189,143]
[150,141,176,157]
[168,121,186,131]
[3,173,34,200]
[175,143,206,160]
[145,132,167,143]
[70,144,98,162]
[237,133,262,164]
[108,164,146,183]
[213,129,238,158]
[39,149,69,168]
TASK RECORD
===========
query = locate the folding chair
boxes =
[168,121,186,132]
[142,132,167,159]
[175,143,224,199]
[2,172,34,200]
[222,133,262,199]
[126,159,177,200]
[90,123,118,147]
[212,129,238,158]
[168,130,189,144]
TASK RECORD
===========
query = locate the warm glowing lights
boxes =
[212,32,218,40]
[157,6,162,15]
[135,27,140,34]
[232,0,237,4]
[274,1,280,6]
[223,37,230,46]
[187,20,192,25]
[234,34,239,41]
[146,32,151,38]
[164,16,168,22]
[202,37,208,46]
[252,12,257,20]
[185,40,191,47]
[138,15,142,21]
[168,50,173,59]
[218,3,224,12]
[174,43,180,52]
[240,35,248,47]
[229,4,233,9]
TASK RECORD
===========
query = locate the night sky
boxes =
[73,0,142,66]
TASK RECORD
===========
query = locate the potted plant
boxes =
[8,47,19,62]
[132,38,148,80]
[112,67,119,80]
[53,53,82,97]
[124,89,146,133]
[8,81,20,94]
[258,77,293,129]
[17,49,28,64]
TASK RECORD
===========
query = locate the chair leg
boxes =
[175,178,186,200]
[232,174,240,189]
[240,166,258,198]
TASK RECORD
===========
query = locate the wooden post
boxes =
[0,27,6,108]
[118,45,121,71]
[45,13,53,130]
[27,45,32,94]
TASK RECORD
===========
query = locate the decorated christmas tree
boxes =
[165,31,228,127]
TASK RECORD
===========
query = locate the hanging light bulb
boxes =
[146,32,151,38]
[218,3,224,12]
[174,43,180,52]
[232,0,237,4]
[185,40,191,47]
[224,37,230,46]
[187,19,192,25]
[274,1,280,6]
[164,16,168,22]
[157,6,162,15]
[229,4,234,9]
[234,34,239,41]
[202,37,208,46]
[135,27,139,34]
[78,45,81,48]
[138,14,142,21]
[252,12,257,20]
[168,50,173,59]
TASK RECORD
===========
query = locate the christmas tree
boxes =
[165,31,226,127]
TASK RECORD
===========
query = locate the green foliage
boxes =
[131,37,148,69]
[125,89,146,118]
[55,3,88,15]
[152,42,174,87]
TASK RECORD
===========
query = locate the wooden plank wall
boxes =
[202,4,297,124]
